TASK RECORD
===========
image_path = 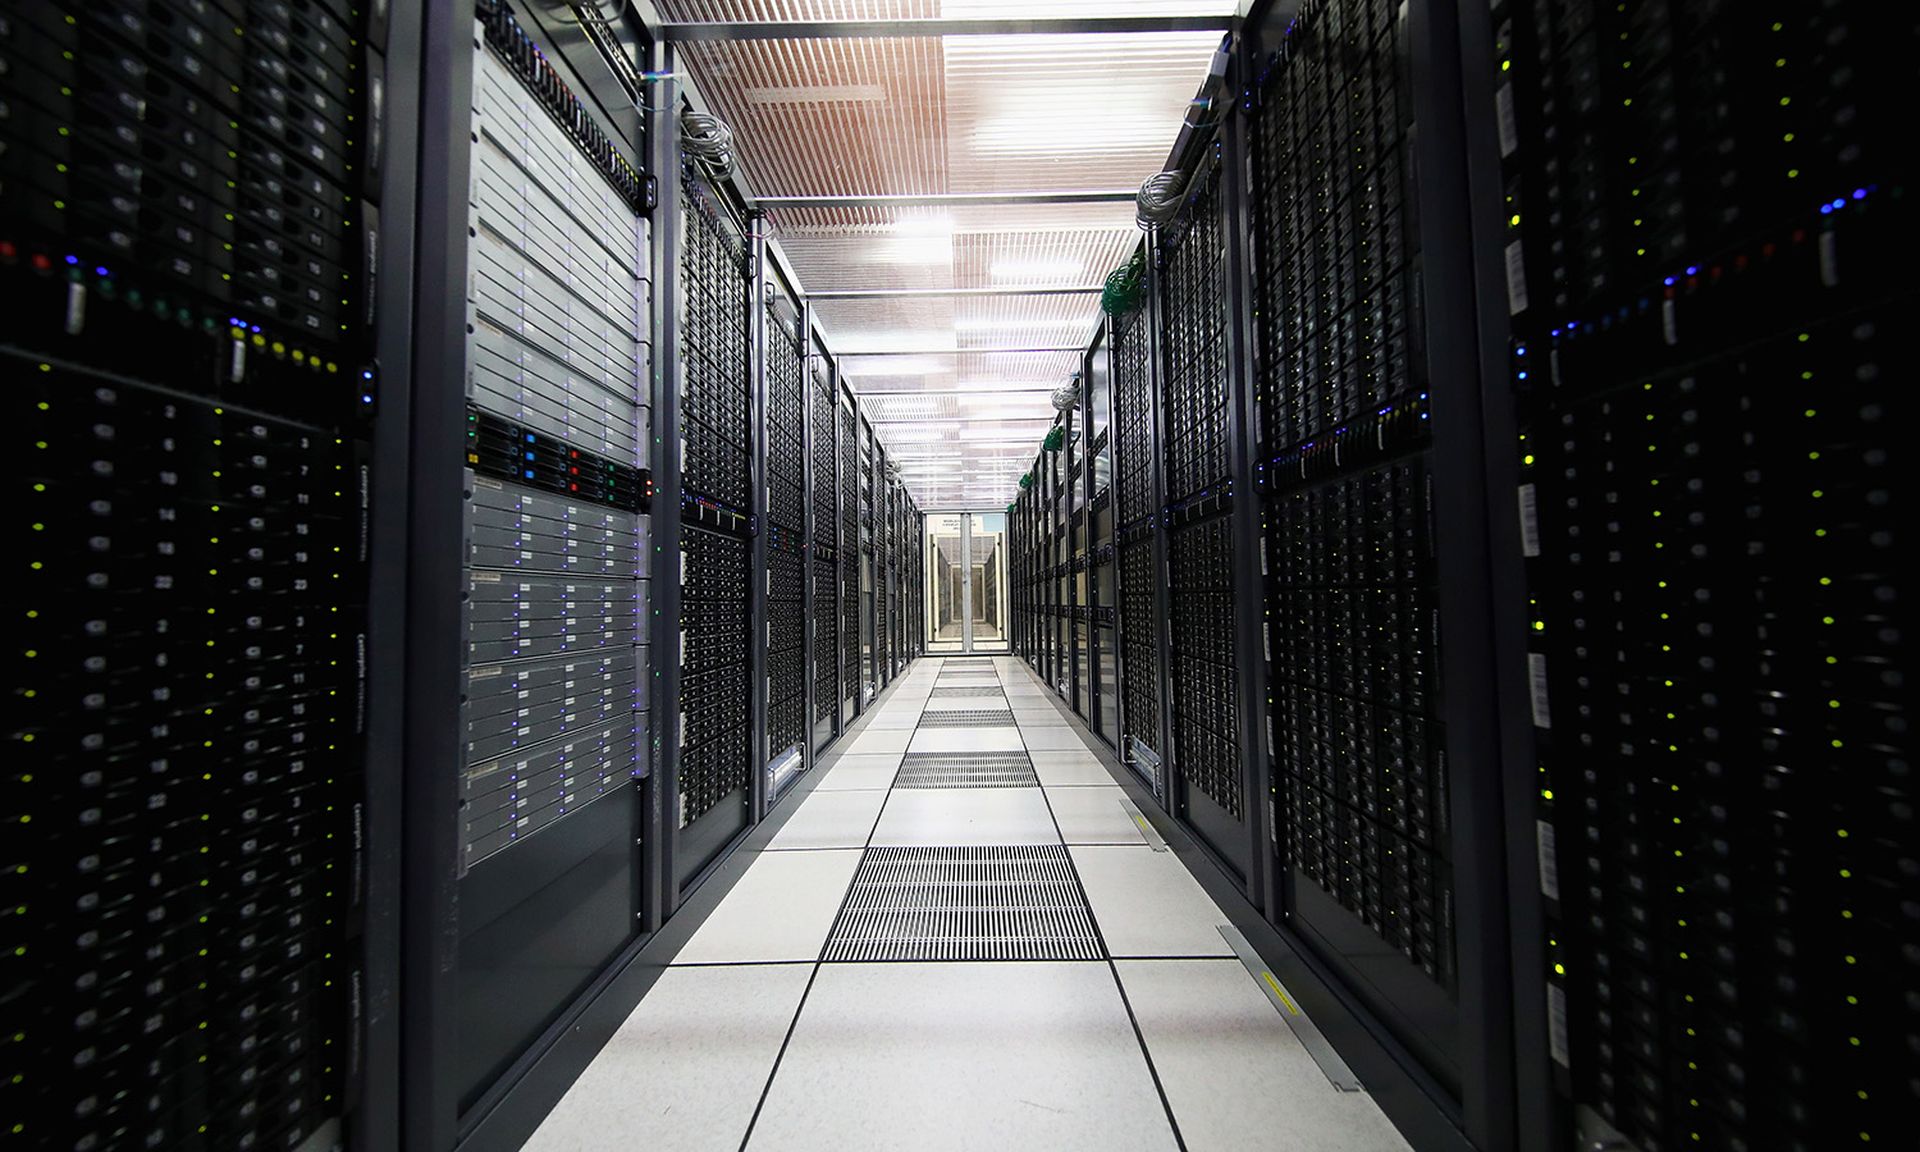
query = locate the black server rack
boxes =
[1496,1,1915,1148]
[674,165,752,887]
[1247,0,1466,1098]
[1113,301,1165,791]
[857,422,876,702]
[837,394,859,721]
[764,299,805,780]
[1159,158,1249,876]
[809,354,839,751]
[457,10,651,1104]
[1,0,383,1146]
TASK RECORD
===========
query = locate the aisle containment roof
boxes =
[657,0,1237,506]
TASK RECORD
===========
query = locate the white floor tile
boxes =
[766,789,887,850]
[844,727,913,755]
[870,787,1062,847]
[749,963,1178,1152]
[908,727,1026,754]
[1013,709,1069,727]
[814,753,901,792]
[1069,846,1237,957]
[524,964,813,1152]
[675,850,863,963]
[1045,786,1147,845]
[1116,960,1411,1152]
[1031,750,1122,787]
[1021,726,1092,752]
[868,710,922,729]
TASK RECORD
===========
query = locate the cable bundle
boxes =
[1135,170,1190,231]
[681,109,735,180]
[1101,249,1148,316]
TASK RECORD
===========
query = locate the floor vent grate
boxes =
[893,752,1039,789]
[935,675,1001,687]
[926,686,1007,700]
[823,845,1104,962]
[915,708,1015,728]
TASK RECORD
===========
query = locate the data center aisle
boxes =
[525,658,1409,1152]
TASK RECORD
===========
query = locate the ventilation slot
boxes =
[916,709,1015,728]
[823,845,1104,962]
[927,686,1006,700]
[894,752,1039,789]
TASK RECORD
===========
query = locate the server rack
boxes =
[1158,154,1253,880]
[1085,334,1121,749]
[2,0,394,1147]
[673,159,753,890]
[1112,285,1170,801]
[762,265,806,804]
[808,340,841,753]
[837,390,861,721]
[1493,2,1916,1150]
[454,7,653,1108]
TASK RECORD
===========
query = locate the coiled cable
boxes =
[681,110,735,180]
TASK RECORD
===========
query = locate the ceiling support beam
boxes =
[757,191,1135,209]
[808,285,1106,300]
[658,16,1236,41]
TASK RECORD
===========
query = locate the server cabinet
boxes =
[672,160,752,890]
[837,390,860,722]
[762,268,806,803]
[455,8,653,1107]
[1158,156,1252,882]
[1113,286,1170,799]
[2,0,398,1146]
[809,344,840,753]
[1493,1,1917,1148]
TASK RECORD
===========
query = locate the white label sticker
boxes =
[1548,983,1570,1067]
[1518,483,1541,558]
[1819,230,1840,288]
[1661,297,1679,346]
[1495,83,1519,158]
[1504,241,1530,316]
[1537,818,1560,901]
[1260,535,1269,576]
[678,630,686,667]
[1528,652,1552,729]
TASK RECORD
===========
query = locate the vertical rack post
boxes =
[644,41,682,927]
[747,209,770,823]
[399,1,478,1148]
[798,301,816,776]
[1146,237,1179,812]
[1221,44,1274,912]
[1409,0,1518,1146]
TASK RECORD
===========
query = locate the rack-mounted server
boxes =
[2,0,380,1146]
[1498,0,1915,1147]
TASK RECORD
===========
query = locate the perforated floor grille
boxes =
[936,675,1002,688]
[893,752,1039,789]
[823,845,1104,962]
[915,708,1016,727]
[927,686,1006,699]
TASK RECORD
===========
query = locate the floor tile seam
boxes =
[739,656,919,1151]
[1023,703,1191,1152]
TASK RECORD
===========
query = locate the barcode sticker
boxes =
[1260,536,1269,576]
[1263,622,1272,663]
[1548,984,1570,1067]
[1661,297,1679,346]
[1518,483,1541,558]
[1528,652,1552,728]
[678,630,686,667]
[1819,230,1840,287]
[1504,241,1529,315]
[1537,818,1560,901]
[1495,83,1519,158]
